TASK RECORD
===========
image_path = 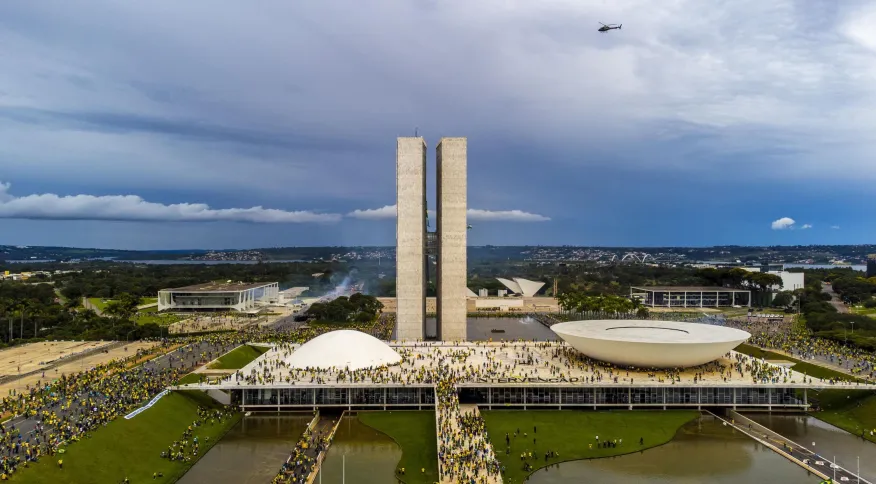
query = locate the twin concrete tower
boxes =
[396,137,467,341]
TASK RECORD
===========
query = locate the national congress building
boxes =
[396,137,467,341]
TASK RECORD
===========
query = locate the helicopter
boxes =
[598,22,621,32]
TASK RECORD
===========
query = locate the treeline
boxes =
[306,294,384,323]
[0,282,160,343]
[51,262,346,300]
[796,270,876,350]
[556,293,648,316]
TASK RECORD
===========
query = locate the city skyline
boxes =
[1,1,875,249]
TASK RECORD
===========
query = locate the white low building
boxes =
[158,281,279,313]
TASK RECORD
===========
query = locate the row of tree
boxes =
[306,293,384,323]
[555,293,648,316]
[0,282,162,343]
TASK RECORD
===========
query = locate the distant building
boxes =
[631,286,751,308]
[495,277,547,297]
[738,266,804,292]
[868,255,876,278]
[158,282,279,313]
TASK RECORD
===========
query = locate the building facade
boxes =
[396,137,428,340]
[396,136,468,341]
[631,286,751,308]
[157,282,279,312]
[436,137,468,341]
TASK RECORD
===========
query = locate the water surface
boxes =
[528,416,819,483]
[315,415,402,484]
[178,414,311,484]
[747,413,876,480]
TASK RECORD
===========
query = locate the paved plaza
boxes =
[0,341,114,377]
[0,341,156,394]
[194,341,869,389]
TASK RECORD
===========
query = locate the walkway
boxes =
[710,410,872,483]
[274,413,339,483]
[436,386,503,484]
[822,282,850,314]
[756,345,875,383]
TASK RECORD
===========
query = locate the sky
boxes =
[1,0,875,250]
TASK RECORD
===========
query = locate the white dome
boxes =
[285,330,402,370]
[552,320,750,368]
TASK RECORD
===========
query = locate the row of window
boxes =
[458,387,800,405]
[240,386,800,406]
[241,387,435,406]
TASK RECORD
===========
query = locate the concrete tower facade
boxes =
[395,137,427,340]
[436,137,468,341]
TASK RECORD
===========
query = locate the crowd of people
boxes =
[272,423,331,483]
[0,335,241,479]
[0,303,875,482]
[724,318,876,382]
[436,378,502,483]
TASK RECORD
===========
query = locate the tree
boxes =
[771,291,794,308]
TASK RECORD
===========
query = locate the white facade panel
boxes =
[396,137,427,341]
[496,277,522,294]
[436,137,467,341]
[552,320,750,368]
[513,278,546,297]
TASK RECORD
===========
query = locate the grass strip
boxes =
[358,411,439,484]
[482,410,699,484]
[13,391,240,484]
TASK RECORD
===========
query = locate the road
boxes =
[5,339,239,440]
[719,411,872,484]
[822,282,850,314]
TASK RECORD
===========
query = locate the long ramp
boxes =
[436,384,503,484]
[707,410,871,483]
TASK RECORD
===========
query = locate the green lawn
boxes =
[13,391,240,484]
[481,410,699,484]
[734,343,866,382]
[176,373,206,385]
[810,390,876,443]
[207,345,269,370]
[134,307,182,327]
[736,344,876,443]
[87,297,110,312]
[358,411,439,484]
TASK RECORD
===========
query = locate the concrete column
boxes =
[396,137,427,341]
[700,291,703,308]
[436,137,467,341]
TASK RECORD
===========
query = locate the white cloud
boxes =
[831,225,841,229]
[346,204,550,222]
[346,205,396,220]
[0,182,341,223]
[467,209,550,222]
[771,217,796,230]
[800,224,812,229]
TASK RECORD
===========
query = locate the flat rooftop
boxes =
[184,341,875,391]
[632,286,751,292]
[164,281,276,292]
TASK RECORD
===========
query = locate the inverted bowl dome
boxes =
[285,330,402,370]
[551,320,750,368]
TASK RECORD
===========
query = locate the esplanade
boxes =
[178,321,876,412]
